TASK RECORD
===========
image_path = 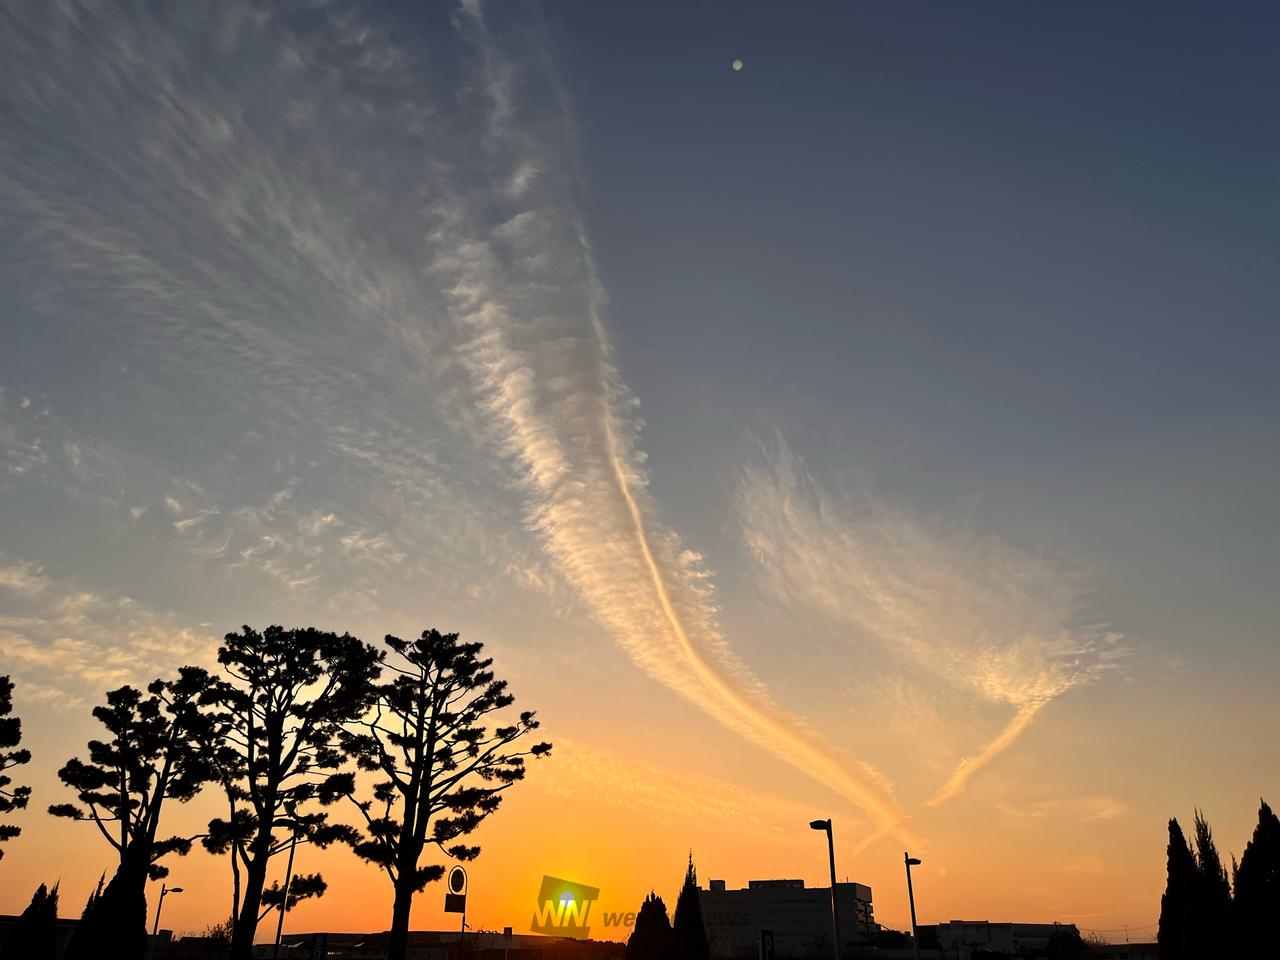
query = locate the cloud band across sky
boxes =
[436,1,916,841]
[0,0,1129,845]
[736,438,1127,805]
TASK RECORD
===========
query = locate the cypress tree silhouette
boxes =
[332,629,551,960]
[626,892,673,960]
[1191,810,1232,953]
[0,675,32,859]
[672,854,710,960]
[79,875,105,921]
[0,882,59,960]
[1234,799,1280,960]
[1157,818,1198,960]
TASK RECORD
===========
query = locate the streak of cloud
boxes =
[737,437,1126,803]
[437,3,916,840]
[0,0,916,838]
[926,702,1045,806]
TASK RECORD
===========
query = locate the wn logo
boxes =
[530,875,601,939]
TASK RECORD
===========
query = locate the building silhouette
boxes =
[697,878,874,958]
[917,920,1082,959]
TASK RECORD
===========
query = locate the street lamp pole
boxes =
[272,829,301,960]
[152,883,184,937]
[810,819,842,960]
[904,853,922,960]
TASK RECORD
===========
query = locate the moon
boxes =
[731,58,744,72]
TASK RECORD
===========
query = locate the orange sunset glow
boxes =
[1,2,1278,960]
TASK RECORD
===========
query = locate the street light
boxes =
[904,853,922,960]
[274,805,304,960]
[809,819,842,960]
[152,883,184,936]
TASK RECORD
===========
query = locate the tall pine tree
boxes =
[1191,810,1232,952]
[1234,799,1280,960]
[626,892,673,960]
[672,854,710,960]
[0,882,59,960]
[51,669,221,960]
[333,629,549,960]
[202,626,382,960]
[1158,818,1198,960]
[0,675,32,859]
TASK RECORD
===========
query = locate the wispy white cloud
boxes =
[995,794,1131,824]
[736,437,1127,804]
[0,0,1041,843]
[0,1,561,626]
[0,554,216,707]
[430,3,915,841]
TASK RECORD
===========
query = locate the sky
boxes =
[1,0,1278,945]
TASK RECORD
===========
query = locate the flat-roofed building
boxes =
[698,878,874,958]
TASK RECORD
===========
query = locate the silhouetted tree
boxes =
[201,917,234,943]
[261,872,327,915]
[1044,925,1087,959]
[333,629,550,960]
[0,882,59,960]
[0,675,32,859]
[1234,799,1280,960]
[873,929,911,949]
[196,917,234,959]
[1158,818,1198,960]
[50,669,220,960]
[1191,809,1232,951]
[672,854,710,960]
[202,626,382,960]
[78,874,104,920]
[625,892,673,960]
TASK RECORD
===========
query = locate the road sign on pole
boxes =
[759,929,775,960]
[444,865,468,914]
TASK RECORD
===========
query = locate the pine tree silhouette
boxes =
[0,675,33,859]
[1191,810,1232,953]
[1234,799,1280,960]
[78,875,104,921]
[1157,818,1198,960]
[0,882,59,960]
[672,854,710,960]
[626,892,673,960]
[332,629,550,960]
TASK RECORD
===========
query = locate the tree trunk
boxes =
[387,876,415,960]
[230,835,271,960]
[67,846,150,960]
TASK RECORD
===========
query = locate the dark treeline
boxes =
[0,625,552,960]
[1158,801,1280,959]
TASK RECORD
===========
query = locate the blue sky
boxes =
[0,0,1277,937]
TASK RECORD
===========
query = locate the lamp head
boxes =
[809,819,831,831]
[906,857,921,867]
[169,887,185,894]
